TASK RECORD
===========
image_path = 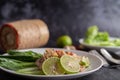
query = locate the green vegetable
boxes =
[0,55,39,62]
[99,41,115,46]
[16,67,44,75]
[79,56,90,68]
[84,25,120,46]
[7,50,42,57]
[113,39,120,46]
[0,58,36,71]
[84,25,98,43]
[94,32,109,42]
[5,50,42,61]
[0,50,45,75]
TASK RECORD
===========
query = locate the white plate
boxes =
[0,48,102,80]
[79,38,120,52]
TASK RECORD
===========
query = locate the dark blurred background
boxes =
[0,0,120,47]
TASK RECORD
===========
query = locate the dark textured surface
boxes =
[0,0,120,47]
[0,67,120,80]
[0,0,120,80]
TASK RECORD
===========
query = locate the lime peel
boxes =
[56,35,72,47]
[60,55,80,74]
[42,57,65,75]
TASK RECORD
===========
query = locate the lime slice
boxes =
[42,57,65,75]
[56,35,72,47]
[60,55,80,74]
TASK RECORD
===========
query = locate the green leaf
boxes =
[0,58,36,71]
[84,25,98,43]
[16,67,44,75]
[7,50,42,57]
[79,56,90,68]
[0,55,40,62]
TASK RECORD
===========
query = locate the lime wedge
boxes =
[42,57,65,75]
[60,55,80,74]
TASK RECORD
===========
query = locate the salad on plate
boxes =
[84,25,120,47]
[0,49,90,75]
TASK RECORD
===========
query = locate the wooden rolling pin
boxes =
[0,19,49,50]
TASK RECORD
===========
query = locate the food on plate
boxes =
[56,35,72,47]
[84,25,120,46]
[42,57,65,75]
[0,49,90,75]
[60,55,80,74]
[64,45,76,50]
[0,19,49,50]
[0,58,36,71]
[17,67,44,75]
[0,50,42,62]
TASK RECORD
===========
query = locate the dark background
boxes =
[0,1,120,80]
[0,0,120,47]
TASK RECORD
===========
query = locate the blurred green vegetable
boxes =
[0,55,40,62]
[0,58,36,71]
[94,32,109,42]
[7,50,42,57]
[16,67,44,75]
[0,50,44,74]
[1,50,43,62]
[84,25,98,43]
[79,56,90,68]
[113,39,120,46]
[84,25,120,46]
